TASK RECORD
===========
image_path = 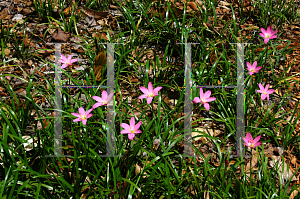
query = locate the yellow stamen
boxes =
[130,127,135,134]
[148,92,154,97]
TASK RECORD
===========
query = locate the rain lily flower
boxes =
[246,61,262,76]
[256,83,275,101]
[192,88,216,111]
[71,107,93,125]
[259,25,278,44]
[120,117,142,141]
[243,132,262,148]
[92,90,114,109]
[59,54,78,69]
[139,82,162,104]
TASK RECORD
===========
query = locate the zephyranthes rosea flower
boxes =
[259,25,278,44]
[192,88,216,111]
[120,117,142,141]
[71,107,93,125]
[92,90,114,109]
[139,82,162,104]
[256,83,275,101]
[243,132,262,148]
[59,54,78,69]
[246,61,262,76]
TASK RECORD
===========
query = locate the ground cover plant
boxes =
[1,0,300,198]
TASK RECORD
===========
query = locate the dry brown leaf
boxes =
[79,5,108,21]
[52,29,70,42]
[93,50,106,81]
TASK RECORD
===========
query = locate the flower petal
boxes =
[192,97,201,104]
[261,94,267,100]
[128,133,135,141]
[252,61,257,68]
[246,62,252,69]
[134,130,142,134]
[147,97,153,104]
[120,130,130,134]
[253,141,262,147]
[121,123,130,130]
[107,92,114,102]
[253,135,261,143]
[78,107,85,115]
[61,54,67,61]
[255,66,262,72]
[203,102,210,111]
[259,33,265,37]
[205,97,216,102]
[139,86,149,94]
[139,94,148,99]
[93,96,103,103]
[148,82,153,92]
[260,28,267,35]
[153,87,162,94]
[71,112,80,117]
[73,118,81,122]
[264,38,270,44]
[102,90,107,99]
[67,55,73,62]
[258,83,264,91]
[82,119,87,125]
[70,59,78,64]
[134,121,142,131]
[203,90,211,99]
[130,117,135,128]
[246,133,253,141]
[200,88,204,98]
[93,103,102,109]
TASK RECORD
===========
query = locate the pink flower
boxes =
[242,132,262,148]
[71,107,93,125]
[256,83,275,101]
[192,88,216,111]
[120,117,142,141]
[259,25,278,44]
[59,54,78,69]
[92,90,114,109]
[139,82,162,104]
[246,61,262,76]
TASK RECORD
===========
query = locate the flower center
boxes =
[102,100,107,105]
[248,140,255,147]
[201,97,206,103]
[266,34,271,38]
[130,127,135,134]
[148,92,154,97]
[263,91,267,95]
[251,69,255,72]
[81,115,87,120]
